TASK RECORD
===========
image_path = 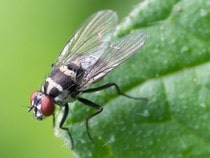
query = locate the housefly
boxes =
[28,10,146,148]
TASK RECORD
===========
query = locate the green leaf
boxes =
[55,0,210,157]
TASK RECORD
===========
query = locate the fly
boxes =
[28,10,146,148]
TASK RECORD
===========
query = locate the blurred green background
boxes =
[0,0,140,157]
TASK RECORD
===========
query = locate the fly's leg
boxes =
[79,82,147,141]
[52,113,55,128]
[78,97,103,142]
[82,82,147,100]
[77,82,146,142]
[59,104,74,149]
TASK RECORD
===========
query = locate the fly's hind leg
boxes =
[78,82,147,142]
[82,82,147,100]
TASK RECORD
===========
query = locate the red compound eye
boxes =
[30,91,40,104]
[40,95,55,116]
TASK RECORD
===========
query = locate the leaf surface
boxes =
[55,0,210,157]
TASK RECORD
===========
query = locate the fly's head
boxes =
[29,91,55,120]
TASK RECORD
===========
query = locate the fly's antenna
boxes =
[28,105,34,112]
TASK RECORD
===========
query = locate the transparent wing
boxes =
[81,30,146,88]
[52,10,118,70]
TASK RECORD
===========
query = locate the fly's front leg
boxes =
[59,104,74,149]
[78,97,103,142]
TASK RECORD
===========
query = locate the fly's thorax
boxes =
[66,60,85,83]
[42,61,84,105]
